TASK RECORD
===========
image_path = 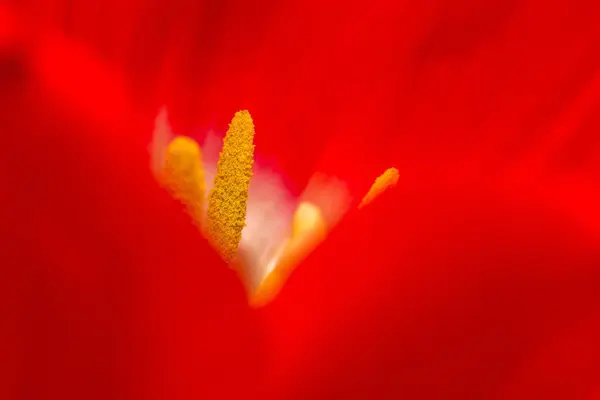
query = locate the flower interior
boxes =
[150,107,399,307]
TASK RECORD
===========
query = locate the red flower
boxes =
[2,1,600,399]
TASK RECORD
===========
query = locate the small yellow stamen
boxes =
[162,136,207,228]
[250,201,327,308]
[358,167,399,209]
[206,110,256,263]
[291,202,328,241]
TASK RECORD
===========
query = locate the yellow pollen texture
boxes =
[206,110,256,263]
[162,136,207,228]
[358,167,399,209]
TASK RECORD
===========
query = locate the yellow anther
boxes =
[162,136,206,228]
[358,167,399,209]
[206,110,256,263]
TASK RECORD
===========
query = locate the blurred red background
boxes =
[1,0,599,399]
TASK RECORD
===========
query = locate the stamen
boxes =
[250,201,327,308]
[162,136,207,228]
[206,110,256,263]
[358,167,399,209]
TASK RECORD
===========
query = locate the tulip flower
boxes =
[150,104,399,302]
[3,1,600,400]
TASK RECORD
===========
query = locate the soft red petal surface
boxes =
[3,1,600,399]
[0,27,264,399]
[9,0,599,195]
[260,178,599,399]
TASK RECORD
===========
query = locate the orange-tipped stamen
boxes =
[358,167,399,209]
